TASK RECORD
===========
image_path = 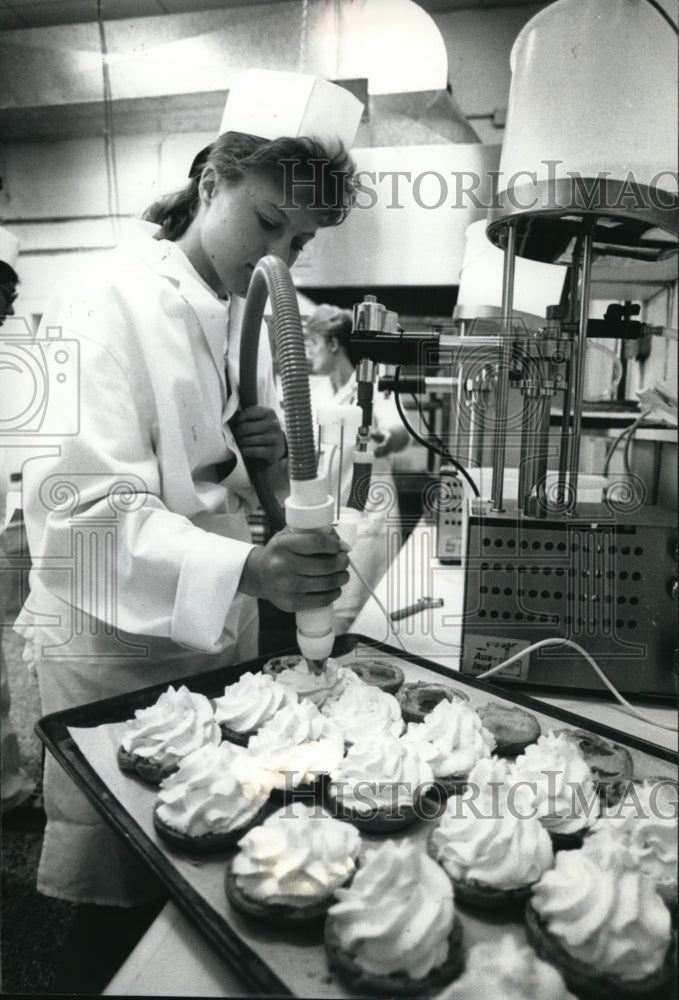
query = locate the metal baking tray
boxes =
[35,633,678,998]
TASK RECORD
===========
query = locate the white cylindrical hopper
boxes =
[488,0,678,248]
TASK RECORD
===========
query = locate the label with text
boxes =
[462,635,531,680]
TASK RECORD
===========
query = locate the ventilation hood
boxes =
[293,141,502,289]
[355,88,480,147]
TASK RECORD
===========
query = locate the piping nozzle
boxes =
[305,657,328,676]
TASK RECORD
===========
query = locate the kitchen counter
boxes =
[104,518,677,997]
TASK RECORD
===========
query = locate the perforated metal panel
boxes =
[460,501,677,697]
[434,469,467,563]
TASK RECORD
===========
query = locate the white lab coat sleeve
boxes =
[23,321,254,654]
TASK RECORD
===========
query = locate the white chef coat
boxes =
[14,222,286,905]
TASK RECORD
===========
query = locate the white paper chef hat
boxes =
[0,227,20,271]
[219,69,364,149]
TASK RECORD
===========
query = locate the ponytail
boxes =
[143,173,202,242]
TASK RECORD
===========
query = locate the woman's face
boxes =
[304,331,336,376]
[195,168,322,297]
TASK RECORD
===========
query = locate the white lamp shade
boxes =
[499,0,678,194]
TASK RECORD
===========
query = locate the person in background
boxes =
[304,302,409,511]
[0,229,19,324]
[304,303,409,630]
[13,70,362,988]
[0,226,41,818]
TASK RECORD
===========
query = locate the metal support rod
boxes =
[473,367,492,469]
[525,392,552,518]
[557,245,581,506]
[490,222,517,512]
[567,230,594,502]
[467,386,477,467]
[337,425,344,521]
[471,393,486,469]
[452,361,463,459]
[567,243,581,324]
[518,393,535,508]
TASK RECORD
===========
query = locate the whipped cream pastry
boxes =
[231,803,360,905]
[432,757,553,890]
[583,781,678,897]
[402,699,496,778]
[328,734,434,813]
[247,699,344,787]
[269,657,359,707]
[464,754,512,792]
[120,685,220,766]
[155,742,272,836]
[439,935,576,1000]
[322,684,404,745]
[213,671,295,733]
[327,841,454,979]
[510,731,600,835]
[531,849,672,981]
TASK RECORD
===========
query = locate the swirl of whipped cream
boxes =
[120,685,220,765]
[465,755,512,794]
[212,672,295,734]
[322,685,404,745]
[247,700,344,787]
[329,735,434,813]
[510,732,600,835]
[431,782,554,890]
[438,935,576,1000]
[402,700,495,778]
[531,850,672,981]
[269,657,359,707]
[584,793,678,891]
[231,802,360,905]
[155,743,271,836]
[328,840,454,980]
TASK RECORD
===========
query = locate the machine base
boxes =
[459,501,678,698]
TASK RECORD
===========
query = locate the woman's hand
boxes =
[370,423,409,458]
[230,406,286,466]
[370,428,392,458]
[238,527,350,611]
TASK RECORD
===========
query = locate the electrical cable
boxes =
[393,367,480,498]
[622,413,650,476]
[643,0,678,33]
[350,560,676,735]
[346,553,408,652]
[603,411,652,476]
[603,423,635,476]
[411,389,482,495]
[475,637,678,733]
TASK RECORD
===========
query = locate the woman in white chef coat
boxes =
[14,71,363,928]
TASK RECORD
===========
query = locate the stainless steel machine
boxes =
[344,0,678,699]
[240,0,677,698]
